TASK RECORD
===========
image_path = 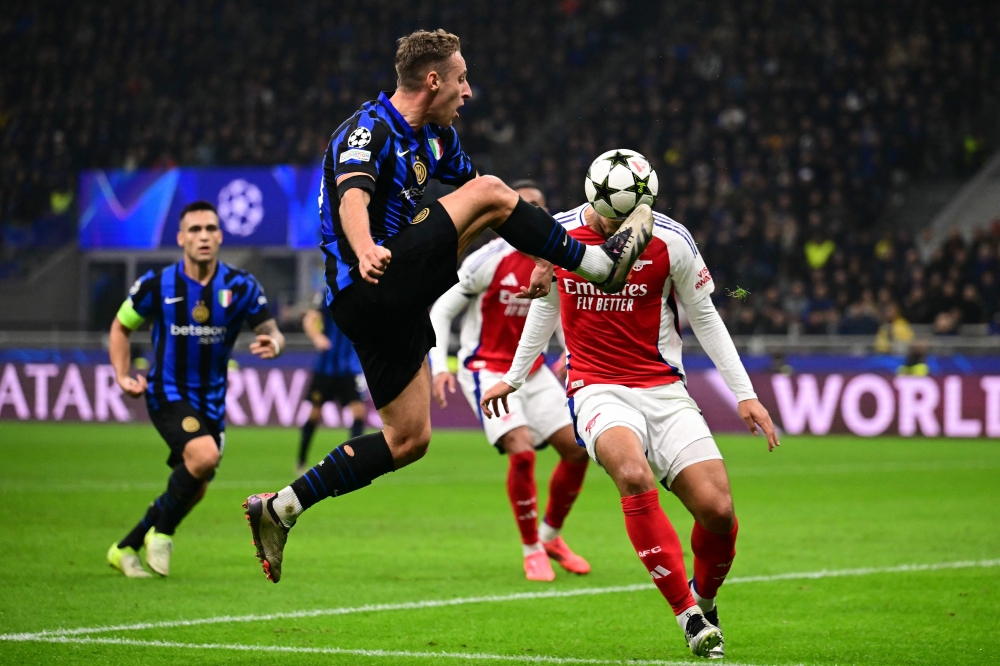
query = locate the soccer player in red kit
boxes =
[480,154,780,659]
[430,181,590,582]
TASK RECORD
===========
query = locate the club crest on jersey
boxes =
[413,159,427,185]
[428,137,444,160]
[191,301,210,323]
[218,289,233,308]
[632,259,653,272]
[412,208,431,225]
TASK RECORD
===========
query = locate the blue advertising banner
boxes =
[78,165,323,249]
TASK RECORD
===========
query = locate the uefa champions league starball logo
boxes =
[217,179,264,237]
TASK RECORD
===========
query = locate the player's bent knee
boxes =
[616,463,656,496]
[697,497,736,534]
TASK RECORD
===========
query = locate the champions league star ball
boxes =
[584,149,658,220]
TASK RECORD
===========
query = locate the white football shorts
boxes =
[570,381,722,488]
[458,365,573,447]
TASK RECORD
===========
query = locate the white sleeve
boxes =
[685,295,757,402]
[428,284,473,375]
[501,288,561,390]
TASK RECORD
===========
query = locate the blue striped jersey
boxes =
[313,306,362,377]
[319,91,476,298]
[125,261,273,422]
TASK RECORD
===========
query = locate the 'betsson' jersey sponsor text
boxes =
[456,239,546,375]
[551,205,715,395]
[123,261,273,421]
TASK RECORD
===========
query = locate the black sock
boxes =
[299,419,318,465]
[495,198,586,270]
[118,501,162,550]
[153,464,204,535]
[349,416,364,439]
[290,432,394,510]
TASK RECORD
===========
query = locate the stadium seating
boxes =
[1,0,997,333]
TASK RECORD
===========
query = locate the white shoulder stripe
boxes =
[462,238,512,274]
[653,214,698,256]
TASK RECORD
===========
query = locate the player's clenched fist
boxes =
[360,245,392,284]
[479,380,516,418]
[117,373,148,398]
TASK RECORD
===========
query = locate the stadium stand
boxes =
[1,0,998,334]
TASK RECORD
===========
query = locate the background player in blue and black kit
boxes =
[106,201,285,579]
[245,30,654,582]
[297,299,368,475]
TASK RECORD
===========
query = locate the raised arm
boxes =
[480,289,561,418]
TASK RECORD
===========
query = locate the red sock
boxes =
[621,489,696,615]
[507,450,538,545]
[543,458,588,530]
[691,517,738,600]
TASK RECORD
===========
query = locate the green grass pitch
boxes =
[0,422,997,665]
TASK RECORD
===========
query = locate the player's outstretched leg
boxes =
[539,427,590,575]
[439,177,653,294]
[671,457,738,660]
[245,363,431,583]
[597,427,721,658]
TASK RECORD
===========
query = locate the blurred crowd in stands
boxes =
[1,0,999,335]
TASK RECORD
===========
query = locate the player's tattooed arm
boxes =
[250,319,285,359]
[337,177,390,284]
[109,317,148,398]
[302,310,331,352]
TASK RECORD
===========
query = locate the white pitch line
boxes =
[3,558,997,642]
[19,636,768,666]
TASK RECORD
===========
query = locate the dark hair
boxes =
[179,200,218,227]
[395,29,462,91]
[509,179,543,192]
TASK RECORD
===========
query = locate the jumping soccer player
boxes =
[298,300,368,475]
[244,29,654,583]
[429,180,590,582]
[107,201,284,578]
[479,192,780,659]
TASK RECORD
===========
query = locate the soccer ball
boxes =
[584,149,658,220]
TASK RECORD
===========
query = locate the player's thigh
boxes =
[438,176,518,244]
[669,456,734,533]
[378,359,432,455]
[593,426,658,496]
[639,383,717,489]
[182,435,221,477]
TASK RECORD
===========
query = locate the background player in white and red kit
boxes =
[430,181,590,582]
[480,174,780,658]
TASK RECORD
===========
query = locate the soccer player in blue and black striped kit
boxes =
[107,201,285,578]
[297,300,368,475]
[245,30,654,583]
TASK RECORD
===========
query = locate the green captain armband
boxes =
[116,299,146,330]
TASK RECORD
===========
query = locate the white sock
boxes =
[575,246,613,282]
[538,521,560,544]
[675,605,704,631]
[522,541,544,557]
[691,580,716,613]
[273,486,303,528]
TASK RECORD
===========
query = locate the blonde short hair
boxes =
[395,29,462,91]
